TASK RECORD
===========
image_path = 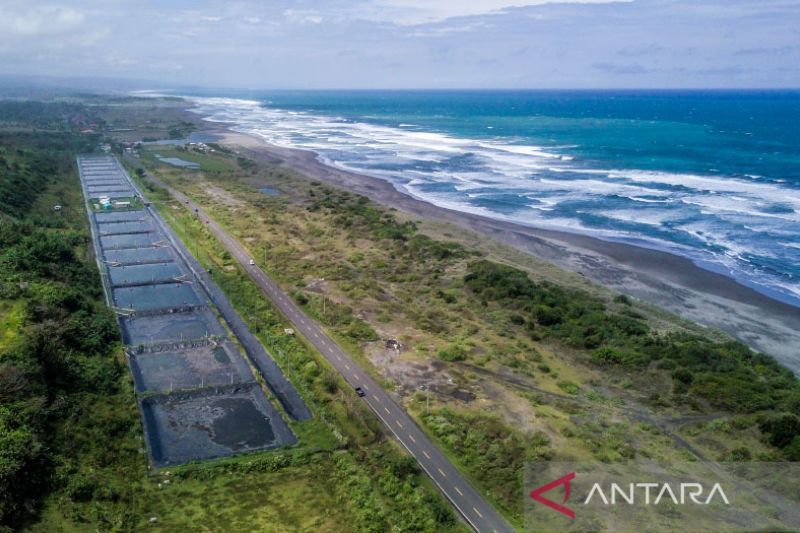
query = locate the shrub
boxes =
[759,414,800,449]
[437,344,467,362]
[614,294,632,305]
[724,446,752,461]
[592,347,623,365]
[344,319,379,342]
[557,381,580,395]
[784,436,800,461]
[672,369,694,385]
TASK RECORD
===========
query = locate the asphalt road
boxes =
[129,156,514,533]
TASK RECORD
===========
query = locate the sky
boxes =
[0,0,798,89]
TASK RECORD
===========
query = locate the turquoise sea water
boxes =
[183,90,800,306]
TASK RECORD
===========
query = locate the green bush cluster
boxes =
[759,414,800,460]
[0,101,89,130]
[0,133,122,529]
[422,408,550,521]
[464,260,800,415]
[0,132,94,217]
[298,293,379,343]
[437,343,467,362]
[314,191,416,241]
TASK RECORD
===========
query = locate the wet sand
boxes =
[204,126,800,374]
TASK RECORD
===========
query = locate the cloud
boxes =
[734,46,800,57]
[283,9,324,24]
[363,0,631,24]
[592,62,654,75]
[0,3,85,39]
[618,44,664,57]
[0,0,797,89]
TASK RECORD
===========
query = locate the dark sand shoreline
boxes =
[189,120,800,373]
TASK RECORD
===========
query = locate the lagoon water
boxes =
[185,90,800,306]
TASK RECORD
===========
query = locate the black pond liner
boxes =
[129,342,255,393]
[120,307,225,345]
[139,384,296,467]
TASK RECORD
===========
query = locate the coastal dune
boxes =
[213,128,800,373]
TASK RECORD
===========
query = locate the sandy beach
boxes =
[199,125,800,373]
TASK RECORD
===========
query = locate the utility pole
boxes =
[427,386,430,414]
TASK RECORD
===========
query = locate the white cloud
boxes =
[0,4,86,39]
[283,9,324,24]
[367,0,630,24]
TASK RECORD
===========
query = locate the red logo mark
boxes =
[530,472,576,519]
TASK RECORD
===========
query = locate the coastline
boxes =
[190,119,800,373]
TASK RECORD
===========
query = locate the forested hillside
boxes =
[0,125,125,530]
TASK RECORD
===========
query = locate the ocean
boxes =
[182,90,800,307]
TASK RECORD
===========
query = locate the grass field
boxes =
[0,99,464,532]
[5,96,793,532]
[128,140,798,524]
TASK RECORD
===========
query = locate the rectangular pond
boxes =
[85,180,128,187]
[121,308,224,345]
[88,187,135,196]
[154,155,201,169]
[112,283,201,311]
[95,210,148,223]
[100,232,163,250]
[108,261,185,287]
[130,343,254,393]
[140,385,296,467]
[97,220,154,235]
[104,246,174,265]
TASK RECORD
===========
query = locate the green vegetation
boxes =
[0,132,93,217]
[141,145,235,174]
[464,259,800,416]
[1,100,463,532]
[134,174,461,532]
[422,408,550,519]
[133,137,800,527]
[0,129,124,530]
[167,120,196,140]
[0,101,88,130]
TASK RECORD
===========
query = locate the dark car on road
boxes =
[355,386,366,397]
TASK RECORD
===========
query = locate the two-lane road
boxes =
[130,158,514,532]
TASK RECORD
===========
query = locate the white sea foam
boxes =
[186,96,800,304]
